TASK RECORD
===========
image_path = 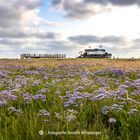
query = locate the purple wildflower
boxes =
[91,93,109,101]
[134,79,140,89]
[0,100,7,106]
[74,86,84,92]
[131,90,140,96]
[0,90,12,95]
[112,69,124,75]
[8,94,17,100]
[101,106,110,115]
[64,100,75,107]
[134,79,140,83]
[44,74,49,80]
[110,104,123,112]
[8,106,22,113]
[65,109,78,122]
[128,108,139,116]
[119,84,129,89]
[33,94,46,102]
[0,71,7,77]
[37,89,48,94]
[31,80,41,86]
[94,88,106,94]
[24,70,40,75]
[38,109,50,117]
[113,88,127,96]
[23,93,32,103]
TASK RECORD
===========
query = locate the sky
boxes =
[0,0,140,58]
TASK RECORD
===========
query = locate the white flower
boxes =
[109,118,116,123]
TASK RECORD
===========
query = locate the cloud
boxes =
[0,37,80,58]
[0,0,139,58]
[51,0,140,19]
[84,0,108,5]
[46,21,64,27]
[0,39,24,46]
[68,35,126,45]
[0,29,60,39]
[84,0,140,6]
[51,0,111,19]
[68,34,140,58]
[52,0,62,5]
[0,4,21,28]
[0,0,66,57]
[130,38,140,50]
[133,38,140,43]
[0,0,43,29]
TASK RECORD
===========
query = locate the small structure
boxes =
[20,54,66,59]
[78,46,112,58]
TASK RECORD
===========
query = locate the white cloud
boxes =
[0,0,140,58]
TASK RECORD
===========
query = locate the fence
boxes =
[20,54,66,59]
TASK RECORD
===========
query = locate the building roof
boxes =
[85,48,106,52]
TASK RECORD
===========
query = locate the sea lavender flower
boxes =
[0,100,7,106]
[119,84,129,89]
[33,94,46,102]
[55,91,61,95]
[38,109,50,117]
[8,106,22,113]
[94,88,106,94]
[64,100,75,107]
[37,88,48,94]
[91,92,110,101]
[66,114,77,122]
[124,80,135,87]
[118,88,127,95]
[110,104,123,112]
[23,93,32,103]
[20,79,27,86]
[111,104,118,108]
[24,70,40,75]
[83,92,93,98]
[101,106,110,115]
[112,69,124,75]
[8,94,17,100]
[0,90,12,95]
[109,118,116,123]
[65,109,78,122]
[65,90,71,95]
[67,109,78,114]
[74,86,84,92]
[31,80,41,86]
[128,108,139,116]
[14,83,22,89]
[134,79,140,88]
[44,74,49,80]
[131,91,140,96]
[134,79,140,83]
[0,71,7,77]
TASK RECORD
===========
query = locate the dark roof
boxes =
[85,48,106,52]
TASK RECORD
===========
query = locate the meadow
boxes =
[0,58,140,140]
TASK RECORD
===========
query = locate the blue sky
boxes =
[0,0,140,58]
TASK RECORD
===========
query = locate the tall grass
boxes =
[0,59,140,140]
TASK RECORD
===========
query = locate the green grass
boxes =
[0,59,140,140]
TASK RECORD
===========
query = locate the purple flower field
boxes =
[0,59,140,140]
